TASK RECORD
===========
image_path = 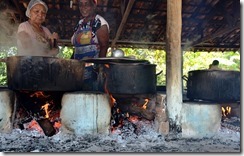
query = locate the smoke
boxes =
[0,7,19,49]
[182,34,201,51]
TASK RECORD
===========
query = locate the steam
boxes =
[0,7,19,50]
[182,34,201,51]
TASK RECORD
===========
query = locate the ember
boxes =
[0,90,240,152]
[13,91,64,136]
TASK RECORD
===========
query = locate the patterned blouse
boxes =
[71,14,109,60]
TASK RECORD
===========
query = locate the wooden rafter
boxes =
[11,0,25,20]
[0,0,240,51]
[111,0,135,48]
[185,0,222,41]
[191,24,239,47]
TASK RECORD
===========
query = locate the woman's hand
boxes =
[48,32,59,56]
[49,32,59,49]
[52,32,59,40]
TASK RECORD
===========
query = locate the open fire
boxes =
[1,85,239,139]
[0,60,240,139]
[9,88,168,137]
[222,106,232,118]
[13,91,63,136]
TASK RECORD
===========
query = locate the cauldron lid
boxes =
[82,57,150,64]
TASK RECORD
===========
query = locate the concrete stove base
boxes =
[181,102,221,138]
[60,92,111,135]
[0,89,14,133]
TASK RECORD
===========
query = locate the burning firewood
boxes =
[36,118,56,136]
[117,103,155,120]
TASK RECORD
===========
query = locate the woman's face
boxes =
[79,0,95,18]
[29,4,47,25]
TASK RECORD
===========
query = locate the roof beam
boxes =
[110,0,135,49]
[191,24,240,47]
[185,0,222,40]
[11,0,25,20]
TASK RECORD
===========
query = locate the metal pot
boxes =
[111,49,125,57]
[186,69,240,103]
[2,56,85,91]
[104,63,157,94]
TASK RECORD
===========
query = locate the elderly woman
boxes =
[71,0,110,91]
[17,0,59,56]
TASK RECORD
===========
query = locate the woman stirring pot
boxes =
[17,0,59,56]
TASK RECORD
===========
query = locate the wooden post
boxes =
[166,0,183,128]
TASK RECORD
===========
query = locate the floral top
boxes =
[71,14,109,60]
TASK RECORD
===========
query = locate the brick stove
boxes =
[58,92,167,136]
[1,87,239,139]
[0,56,171,137]
[0,88,169,137]
[1,56,237,139]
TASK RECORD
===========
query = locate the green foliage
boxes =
[183,51,240,74]
[0,47,17,85]
[56,46,73,59]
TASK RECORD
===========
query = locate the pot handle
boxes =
[182,75,188,81]
[156,70,163,76]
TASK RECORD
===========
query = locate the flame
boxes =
[53,121,61,129]
[222,106,231,117]
[128,115,139,123]
[110,95,116,107]
[103,64,116,107]
[142,98,149,109]
[104,64,110,68]
[41,103,51,118]
[30,91,50,98]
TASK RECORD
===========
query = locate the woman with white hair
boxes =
[17,0,59,56]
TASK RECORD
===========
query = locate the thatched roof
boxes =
[0,0,240,52]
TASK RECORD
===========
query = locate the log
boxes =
[117,103,155,120]
[154,93,169,135]
[36,118,56,136]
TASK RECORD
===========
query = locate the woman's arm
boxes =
[17,31,32,49]
[97,25,109,57]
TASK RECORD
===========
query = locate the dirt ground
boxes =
[0,116,240,153]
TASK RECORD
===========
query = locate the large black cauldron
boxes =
[104,63,157,94]
[4,56,85,91]
[186,69,240,103]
